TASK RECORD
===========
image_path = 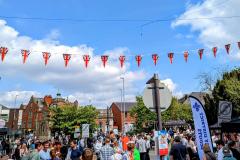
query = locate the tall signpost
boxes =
[143,74,172,159]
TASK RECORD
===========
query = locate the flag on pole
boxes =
[189,96,213,160]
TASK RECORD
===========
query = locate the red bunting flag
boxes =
[152,54,158,66]
[184,51,189,62]
[42,52,51,66]
[119,55,126,68]
[83,55,90,68]
[21,50,30,64]
[212,47,217,58]
[238,42,240,50]
[168,53,174,64]
[63,54,71,67]
[0,47,8,62]
[225,44,231,54]
[101,55,108,67]
[198,49,204,60]
[135,55,142,67]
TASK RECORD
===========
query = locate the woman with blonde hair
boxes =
[203,143,216,160]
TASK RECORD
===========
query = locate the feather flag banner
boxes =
[0,47,8,62]
[119,55,126,68]
[42,52,51,66]
[212,47,217,58]
[21,50,30,64]
[135,55,142,67]
[101,55,108,67]
[168,53,174,64]
[83,55,90,68]
[152,54,158,66]
[184,51,189,62]
[225,44,231,54]
[198,49,204,60]
[63,54,71,67]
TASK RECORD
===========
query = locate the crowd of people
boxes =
[0,129,239,160]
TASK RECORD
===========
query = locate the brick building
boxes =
[110,102,136,132]
[21,93,77,139]
[7,108,23,136]
[96,108,113,133]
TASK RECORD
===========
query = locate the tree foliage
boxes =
[129,96,192,132]
[49,105,98,135]
[161,97,192,122]
[203,68,240,125]
[130,96,156,133]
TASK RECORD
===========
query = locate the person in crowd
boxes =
[81,148,94,160]
[203,143,216,160]
[212,133,220,152]
[222,146,236,160]
[60,141,68,160]
[228,141,240,160]
[145,136,151,160]
[136,135,147,160]
[67,140,82,160]
[111,141,123,160]
[94,137,102,160]
[12,144,21,160]
[122,134,129,152]
[20,143,29,160]
[186,135,199,160]
[181,132,188,146]
[50,149,61,160]
[111,149,122,160]
[132,142,140,160]
[28,142,42,160]
[216,140,232,160]
[39,141,51,160]
[123,143,134,160]
[169,136,190,160]
[54,141,62,159]
[112,141,122,154]
[100,138,114,160]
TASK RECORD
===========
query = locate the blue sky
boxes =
[0,0,239,107]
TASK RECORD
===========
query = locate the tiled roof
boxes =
[0,104,9,110]
[112,102,137,112]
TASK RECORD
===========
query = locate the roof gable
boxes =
[112,102,137,112]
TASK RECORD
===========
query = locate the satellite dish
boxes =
[143,82,172,112]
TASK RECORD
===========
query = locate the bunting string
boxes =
[0,41,240,67]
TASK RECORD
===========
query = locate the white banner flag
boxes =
[189,96,212,160]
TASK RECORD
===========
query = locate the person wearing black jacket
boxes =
[228,141,240,160]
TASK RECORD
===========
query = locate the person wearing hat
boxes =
[169,136,190,160]
[222,146,236,160]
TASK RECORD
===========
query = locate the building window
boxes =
[28,121,32,128]
[29,111,32,118]
[125,112,127,117]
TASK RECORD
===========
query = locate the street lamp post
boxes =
[14,95,19,108]
[120,89,123,132]
[120,77,125,133]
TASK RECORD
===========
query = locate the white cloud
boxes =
[0,91,41,108]
[172,0,240,59]
[161,78,177,92]
[0,19,147,107]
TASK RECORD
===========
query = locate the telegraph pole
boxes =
[146,74,164,130]
[106,106,109,134]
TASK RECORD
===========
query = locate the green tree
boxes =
[162,97,192,122]
[202,68,240,125]
[130,96,156,133]
[49,105,98,135]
